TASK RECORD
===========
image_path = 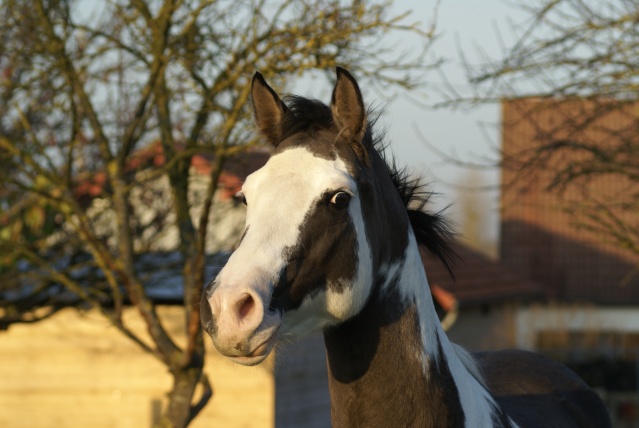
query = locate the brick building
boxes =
[501,97,639,303]
[501,97,639,426]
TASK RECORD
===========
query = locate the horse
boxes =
[200,68,611,428]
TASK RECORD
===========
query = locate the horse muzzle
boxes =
[201,280,281,366]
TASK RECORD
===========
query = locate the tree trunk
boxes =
[159,360,205,428]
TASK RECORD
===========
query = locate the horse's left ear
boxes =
[252,72,288,147]
[331,67,368,148]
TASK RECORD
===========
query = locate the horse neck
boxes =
[323,233,500,428]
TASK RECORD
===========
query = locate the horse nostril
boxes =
[237,293,255,323]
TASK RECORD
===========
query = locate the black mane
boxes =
[280,95,457,274]
[383,150,457,276]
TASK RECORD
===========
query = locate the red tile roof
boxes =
[73,142,270,203]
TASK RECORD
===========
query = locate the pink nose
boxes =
[208,288,265,354]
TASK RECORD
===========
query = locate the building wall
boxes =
[446,303,519,351]
[433,301,639,357]
[73,169,247,255]
[0,307,274,428]
[515,303,639,353]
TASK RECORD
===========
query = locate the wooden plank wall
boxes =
[0,307,274,428]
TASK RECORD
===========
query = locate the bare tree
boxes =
[441,0,639,258]
[0,0,438,426]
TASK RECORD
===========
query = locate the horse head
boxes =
[200,68,408,365]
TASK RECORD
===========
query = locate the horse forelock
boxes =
[279,96,335,143]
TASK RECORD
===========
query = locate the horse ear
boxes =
[331,67,367,145]
[251,72,287,146]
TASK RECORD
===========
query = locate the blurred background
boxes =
[1,0,638,426]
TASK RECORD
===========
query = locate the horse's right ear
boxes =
[251,72,287,147]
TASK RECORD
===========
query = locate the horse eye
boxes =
[330,191,351,209]
[236,192,247,205]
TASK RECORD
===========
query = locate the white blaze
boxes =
[217,146,373,340]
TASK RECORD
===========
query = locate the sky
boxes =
[380,0,529,249]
